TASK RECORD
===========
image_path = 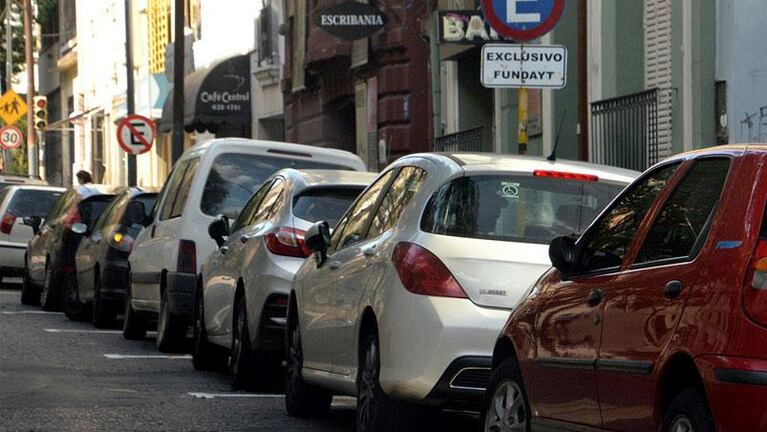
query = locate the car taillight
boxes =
[265,227,311,258]
[177,240,197,274]
[391,242,468,299]
[744,239,767,326]
[109,232,135,253]
[533,170,599,182]
[0,212,15,234]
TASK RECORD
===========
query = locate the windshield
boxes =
[200,153,354,217]
[421,175,626,244]
[292,187,365,226]
[7,190,64,217]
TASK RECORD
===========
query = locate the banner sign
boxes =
[316,1,388,40]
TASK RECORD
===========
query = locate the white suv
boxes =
[286,153,638,430]
[125,138,366,351]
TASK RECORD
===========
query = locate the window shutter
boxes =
[644,0,673,159]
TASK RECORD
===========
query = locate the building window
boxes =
[148,0,171,74]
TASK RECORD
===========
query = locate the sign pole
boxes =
[23,0,36,177]
[125,0,137,186]
[518,87,528,154]
[171,0,185,164]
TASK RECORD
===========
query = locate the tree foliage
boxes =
[0,0,26,94]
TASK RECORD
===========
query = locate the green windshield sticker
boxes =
[501,182,520,199]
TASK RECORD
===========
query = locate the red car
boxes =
[484,145,767,432]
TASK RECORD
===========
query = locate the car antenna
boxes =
[547,106,568,162]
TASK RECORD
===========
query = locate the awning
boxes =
[158,54,251,133]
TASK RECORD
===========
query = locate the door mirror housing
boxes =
[305,221,331,266]
[208,214,230,248]
[126,200,148,226]
[549,236,578,277]
[23,216,42,235]
[71,222,89,235]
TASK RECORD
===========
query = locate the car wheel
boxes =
[192,283,220,371]
[40,260,62,311]
[661,389,715,432]
[21,262,40,306]
[285,313,332,417]
[64,273,89,321]
[482,358,531,432]
[123,279,148,340]
[92,272,115,329]
[156,289,186,352]
[357,329,412,432]
[230,295,259,389]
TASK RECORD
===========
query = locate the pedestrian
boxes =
[76,170,93,185]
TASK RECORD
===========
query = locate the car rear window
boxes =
[421,174,626,245]
[79,196,115,227]
[201,153,354,217]
[292,187,365,226]
[8,190,64,217]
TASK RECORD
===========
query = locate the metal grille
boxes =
[590,89,661,172]
[434,127,484,153]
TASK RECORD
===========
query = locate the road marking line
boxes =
[44,328,124,334]
[103,354,193,360]
[2,310,64,315]
[188,392,284,399]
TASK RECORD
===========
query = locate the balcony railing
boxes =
[434,127,485,153]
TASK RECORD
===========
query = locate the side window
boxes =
[91,196,122,232]
[46,190,74,225]
[249,178,285,225]
[331,169,396,252]
[579,163,680,273]
[169,158,201,219]
[635,158,731,264]
[231,180,273,232]
[367,166,427,238]
[159,161,190,221]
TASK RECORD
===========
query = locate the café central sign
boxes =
[440,11,509,44]
[316,1,388,40]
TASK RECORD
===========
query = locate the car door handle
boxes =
[220,246,229,255]
[329,260,341,270]
[664,280,683,299]
[587,289,604,307]
[240,235,252,244]
[363,246,377,258]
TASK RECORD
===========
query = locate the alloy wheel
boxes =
[485,380,528,432]
[287,323,302,389]
[358,339,378,431]
[157,298,169,342]
[40,264,52,305]
[669,416,694,432]
[230,306,246,377]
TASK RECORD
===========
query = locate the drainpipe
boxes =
[430,10,442,147]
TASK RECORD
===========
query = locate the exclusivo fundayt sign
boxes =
[316,1,388,40]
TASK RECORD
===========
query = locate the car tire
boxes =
[40,260,62,311]
[661,388,715,432]
[123,279,148,340]
[482,358,532,432]
[156,289,187,352]
[230,295,259,389]
[21,263,40,306]
[285,313,332,418]
[92,272,115,329]
[64,274,90,321]
[192,283,220,371]
[357,329,413,432]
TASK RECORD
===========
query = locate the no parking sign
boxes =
[481,0,565,41]
[117,115,156,156]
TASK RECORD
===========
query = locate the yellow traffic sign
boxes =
[0,90,27,126]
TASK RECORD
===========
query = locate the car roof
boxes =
[4,185,65,193]
[408,152,640,184]
[0,173,46,186]
[76,184,124,198]
[276,169,378,190]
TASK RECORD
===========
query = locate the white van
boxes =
[125,138,367,351]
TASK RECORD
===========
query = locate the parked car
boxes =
[286,152,638,430]
[69,188,157,326]
[125,138,367,351]
[0,173,47,190]
[194,169,377,387]
[0,185,65,287]
[483,145,767,432]
[22,184,121,310]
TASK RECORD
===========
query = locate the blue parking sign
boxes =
[481,0,565,41]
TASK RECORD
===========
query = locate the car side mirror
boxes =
[71,222,89,235]
[549,236,578,277]
[305,221,331,266]
[126,201,148,226]
[208,214,230,248]
[23,216,42,235]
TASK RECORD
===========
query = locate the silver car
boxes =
[286,153,638,430]
[194,169,377,389]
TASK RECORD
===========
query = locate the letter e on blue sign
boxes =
[481,0,565,41]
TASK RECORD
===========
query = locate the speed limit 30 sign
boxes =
[0,125,23,149]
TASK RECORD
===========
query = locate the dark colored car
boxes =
[22,185,122,310]
[484,145,767,432]
[69,188,157,326]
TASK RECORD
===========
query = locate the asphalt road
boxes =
[0,287,478,432]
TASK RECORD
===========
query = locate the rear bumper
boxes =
[166,271,196,320]
[425,356,492,407]
[697,355,767,432]
[0,241,26,270]
[100,260,130,303]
